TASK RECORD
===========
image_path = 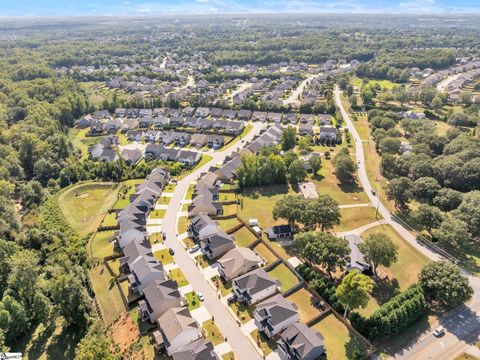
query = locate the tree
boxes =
[432,219,471,250]
[336,270,373,316]
[75,322,115,360]
[333,148,356,183]
[379,137,401,154]
[293,231,319,253]
[386,177,413,209]
[281,126,296,151]
[301,195,341,231]
[7,249,39,309]
[309,155,321,175]
[419,261,473,309]
[380,154,397,179]
[359,233,398,275]
[452,191,480,237]
[288,159,307,183]
[302,233,350,276]
[433,188,463,212]
[273,194,306,227]
[413,177,440,203]
[0,294,29,342]
[412,204,444,235]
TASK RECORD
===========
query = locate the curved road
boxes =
[334,86,480,360]
[162,122,265,360]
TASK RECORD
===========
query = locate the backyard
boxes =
[252,242,278,264]
[286,287,322,323]
[232,226,258,247]
[90,230,115,259]
[266,263,300,293]
[334,206,381,232]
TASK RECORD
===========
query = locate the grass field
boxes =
[150,209,166,219]
[90,230,115,259]
[351,114,371,141]
[178,216,189,234]
[229,302,253,324]
[154,248,174,265]
[169,268,189,287]
[202,320,225,346]
[251,329,277,355]
[311,314,366,359]
[267,263,299,293]
[217,217,242,232]
[334,206,381,232]
[232,226,258,247]
[219,192,237,202]
[223,203,238,216]
[222,351,235,360]
[213,276,233,297]
[185,292,201,310]
[286,287,321,323]
[313,160,369,205]
[113,179,144,209]
[239,184,295,228]
[101,212,117,227]
[89,264,127,324]
[253,243,278,264]
[58,182,119,237]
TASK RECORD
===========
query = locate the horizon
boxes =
[1,0,480,17]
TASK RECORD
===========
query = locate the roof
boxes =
[255,294,298,327]
[278,322,324,359]
[172,339,216,360]
[129,255,165,283]
[144,279,181,309]
[122,241,152,265]
[157,307,198,345]
[345,234,370,272]
[233,268,277,295]
[218,248,261,279]
[298,182,318,199]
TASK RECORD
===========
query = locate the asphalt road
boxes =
[334,86,480,360]
[162,122,265,360]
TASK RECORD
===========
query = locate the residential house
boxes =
[139,109,153,117]
[208,135,225,149]
[145,130,160,142]
[104,118,122,134]
[128,255,166,295]
[266,225,293,240]
[153,116,170,129]
[170,116,185,127]
[317,114,333,126]
[154,307,200,356]
[89,121,106,135]
[125,108,140,118]
[210,108,224,118]
[182,107,196,117]
[345,234,372,275]
[277,322,325,360]
[178,150,201,166]
[115,108,127,117]
[200,229,235,260]
[252,111,268,122]
[159,147,180,162]
[225,121,245,135]
[238,109,253,120]
[120,148,143,164]
[138,279,183,323]
[232,268,278,305]
[224,110,237,119]
[318,127,338,145]
[139,116,154,129]
[298,124,314,136]
[218,248,263,281]
[145,144,162,160]
[191,134,209,149]
[195,107,210,118]
[95,109,111,120]
[173,132,192,147]
[254,294,300,338]
[267,113,283,123]
[120,241,153,272]
[171,339,219,360]
[127,130,145,142]
[122,118,139,132]
[284,113,298,124]
[77,114,94,128]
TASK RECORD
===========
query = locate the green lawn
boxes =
[217,218,241,232]
[178,216,189,234]
[219,192,237,202]
[286,287,321,323]
[212,276,233,297]
[58,182,119,237]
[185,291,201,310]
[169,268,189,287]
[253,243,278,264]
[154,248,174,265]
[267,263,299,293]
[229,302,253,324]
[223,203,238,216]
[202,320,225,346]
[149,232,163,244]
[222,351,235,360]
[89,264,127,324]
[101,212,117,227]
[185,184,195,200]
[113,179,144,209]
[90,230,115,259]
[250,329,277,356]
[351,114,371,141]
[223,124,253,150]
[196,254,214,268]
[334,206,381,232]
[150,209,166,219]
[239,184,295,228]
[232,226,258,247]
[311,314,367,360]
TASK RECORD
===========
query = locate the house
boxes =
[317,114,333,126]
[159,147,180,162]
[210,108,224,118]
[166,108,182,117]
[318,127,338,145]
[195,107,210,118]
[120,148,143,164]
[200,229,235,260]
[105,118,122,133]
[188,192,222,217]
[345,234,373,275]
[154,307,200,356]
[138,279,182,323]
[115,108,127,117]
[191,134,210,149]
[197,118,213,130]
[139,116,154,128]
[298,124,314,136]
[171,339,219,360]
[277,322,325,360]
[224,110,237,119]
[254,294,300,338]
[89,122,106,135]
[284,113,298,124]
[127,130,144,142]
[299,114,315,125]
[182,106,196,117]
[266,225,293,240]
[178,150,201,166]
[139,108,153,117]
[95,109,111,120]
[120,241,153,272]
[170,116,185,127]
[174,132,192,147]
[121,118,139,132]
[128,255,166,295]
[145,144,162,160]
[252,111,268,122]
[145,130,160,142]
[218,247,263,281]
[232,268,278,305]
[125,108,140,118]
[238,109,253,120]
[225,121,245,135]
[159,131,176,146]
[153,116,170,129]
[77,114,94,128]
[208,135,225,149]
[267,113,283,123]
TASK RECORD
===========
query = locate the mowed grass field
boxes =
[58,182,119,237]
[334,206,381,232]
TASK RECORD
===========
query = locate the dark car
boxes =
[168,247,175,255]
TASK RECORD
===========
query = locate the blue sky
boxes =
[0,0,479,16]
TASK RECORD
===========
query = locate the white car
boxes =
[198,293,205,302]
[433,326,445,337]
[189,244,200,253]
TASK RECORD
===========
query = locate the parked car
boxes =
[371,189,376,196]
[433,327,445,337]
[169,247,175,255]
[189,244,200,253]
[198,293,205,302]
[227,295,236,304]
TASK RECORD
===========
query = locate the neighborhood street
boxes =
[161,122,265,360]
[334,86,480,360]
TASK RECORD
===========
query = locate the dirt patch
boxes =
[110,312,139,352]
[77,193,90,198]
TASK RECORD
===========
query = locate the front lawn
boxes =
[202,320,225,346]
[154,248,174,265]
[238,184,295,228]
[250,329,277,356]
[311,314,366,359]
[267,263,300,293]
[178,216,189,234]
[185,291,201,310]
[229,302,253,324]
[286,287,321,323]
[169,268,189,287]
[232,226,258,247]
[58,182,119,237]
[150,209,166,219]
[149,232,163,244]
[212,276,232,297]
[222,352,235,360]
[196,254,214,268]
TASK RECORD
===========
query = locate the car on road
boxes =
[433,326,445,337]
[371,189,376,196]
[198,293,205,302]
[189,244,200,253]
[168,247,175,255]
[357,160,360,164]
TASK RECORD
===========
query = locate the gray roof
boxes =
[255,294,298,327]
[130,255,165,283]
[233,268,277,295]
[144,279,181,307]
[345,234,370,272]
[278,322,324,359]
[172,339,216,360]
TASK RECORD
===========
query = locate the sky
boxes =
[0,0,479,17]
